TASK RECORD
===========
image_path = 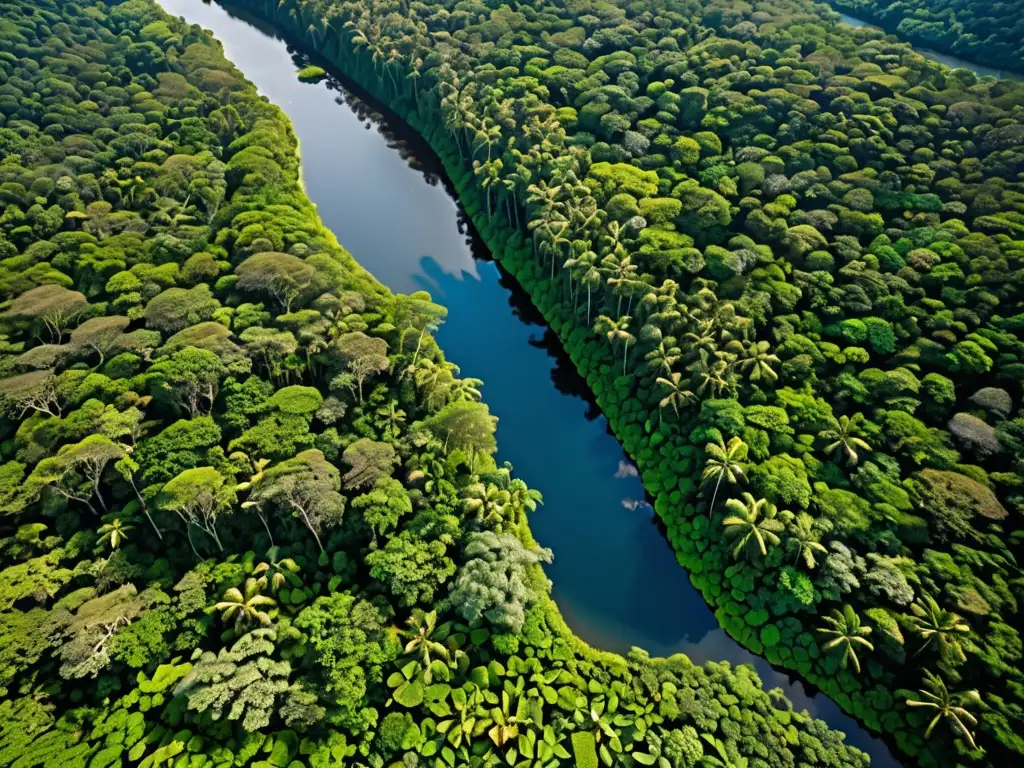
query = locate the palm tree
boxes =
[236,454,275,545]
[253,557,300,596]
[375,400,407,438]
[907,594,971,664]
[482,462,543,526]
[449,377,483,403]
[462,482,510,528]
[819,414,871,465]
[721,493,784,560]
[905,671,981,750]
[601,253,638,316]
[98,518,132,551]
[788,512,827,569]
[644,336,682,376]
[475,157,503,218]
[688,349,730,398]
[215,577,276,630]
[701,436,747,516]
[817,605,874,673]
[727,339,779,383]
[595,315,635,375]
[655,372,694,419]
[401,609,450,681]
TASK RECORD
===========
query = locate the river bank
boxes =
[836,9,1018,79]
[158,1,902,764]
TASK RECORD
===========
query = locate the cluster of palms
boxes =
[251,0,992,755]
[461,462,543,532]
[265,0,793,415]
[700,431,983,750]
[214,556,303,631]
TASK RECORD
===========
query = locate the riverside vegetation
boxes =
[212,0,1024,766]
[827,0,1024,75]
[0,2,877,768]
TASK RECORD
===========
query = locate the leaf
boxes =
[599,744,613,767]
[394,680,425,708]
[471,666,490,688]
[470,628,490,645]
[633,753,657,766]
[518,734,533,759]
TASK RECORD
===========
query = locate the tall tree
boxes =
[818,605,874,674]
[721,493,784,560]
[248,449,345,552]
[701,436,748,516]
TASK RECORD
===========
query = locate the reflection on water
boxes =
[160,2,900,764]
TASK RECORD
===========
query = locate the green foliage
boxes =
[3,1,1021,767]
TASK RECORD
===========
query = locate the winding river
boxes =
[837,11,1017,79]
[160,1,900,764]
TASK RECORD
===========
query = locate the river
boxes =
[158,1,899,764]
[837,11,1016,79]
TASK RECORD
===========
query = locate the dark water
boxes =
[837,11,1015,79]
[159,2,899,763]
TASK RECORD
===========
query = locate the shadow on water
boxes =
[162,2,900,764]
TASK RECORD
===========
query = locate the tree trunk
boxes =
[708,473,724,518]
[302,510,325,552]
[258,510,275,547]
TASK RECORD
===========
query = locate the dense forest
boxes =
[828,0,1024,75]
[0,2,879,768]
[208,0,1024,765]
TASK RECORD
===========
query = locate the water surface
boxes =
[159,2,899,764]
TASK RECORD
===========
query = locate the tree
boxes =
[6,284,88,343]
[351,477,411,545]
[905,671,982,751]
[818,605,874,673]
[332,332,389,403]
[215,578,276,630]
[420,401,498,463]
[70,316,154,368]
[787,513,826,569]
[656,372,695,419]
[97,518,132,551]
[114,455,162,540]
[0,370,62,418]
[595,315,635,375]
[820,414,871,465]
[720,493,784,560]
[235,252,318,312]
[366,533,456,607]
[48,584,155,679]
[401,609,449,681]
[727,340,779,383]
[144,285,220,334]
[907,595,971,665]
[293,593,389,728]
[248,450,345,552]
[174,629,300,732]
[29,435,127,515]
[155,467,234,554]
[148,346,227,418]
[444,531,552,633]
[701,436,747,516]
[342,439,397,490]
